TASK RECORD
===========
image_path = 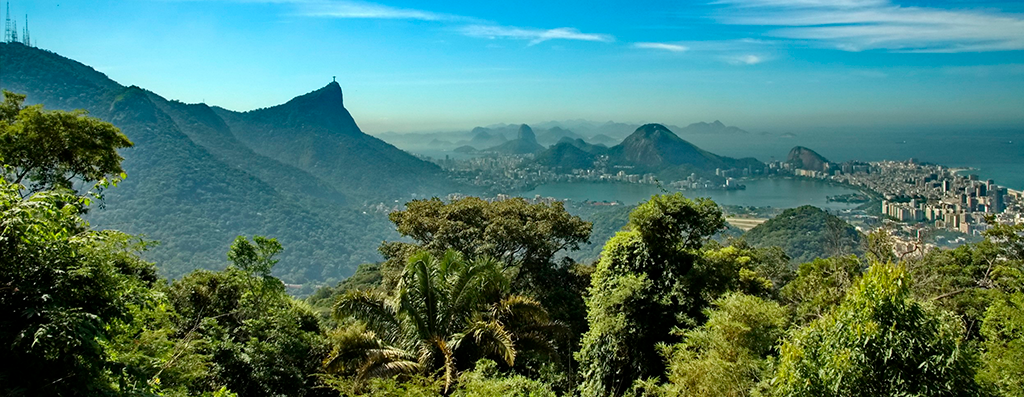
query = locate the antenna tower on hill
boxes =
[3,2,18,43]
[4,2,11,42]
[21,13,28,46]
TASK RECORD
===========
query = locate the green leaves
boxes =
[0,174,161,396]
[330,249,561,393]
[979,292,1024,396]
[771,263,981,396]
[0,90,132,195]
[661,293,790,397]
[577,194,729,397]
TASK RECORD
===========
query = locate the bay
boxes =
[519,178,863,209]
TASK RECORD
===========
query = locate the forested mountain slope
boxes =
[213,82,454,201]
[742,205,864,265]
[0,42,413,285]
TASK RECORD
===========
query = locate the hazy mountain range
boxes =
[376,119,752,152]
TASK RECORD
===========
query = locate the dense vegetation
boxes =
[3,86,1024,397]
[743,205,864,265]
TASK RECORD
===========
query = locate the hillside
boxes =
[468,128,507,148]
[535,141,598,170]
[0,43,423,285]
[213,82,452,201]
[559,137,608,154]
[786,146,830,172]
[485,124,546,154]
[606,123,763,177]
[742,205,864,265]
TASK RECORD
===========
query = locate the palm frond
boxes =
[466,319,517,366]
[333,290,402,344]
[358,349,422,381]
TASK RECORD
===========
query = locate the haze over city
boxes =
[11,0,1024,132]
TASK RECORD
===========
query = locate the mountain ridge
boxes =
[0,42,443,285]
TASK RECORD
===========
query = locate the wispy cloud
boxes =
[203,0,613,45]
[459,25,614,45]
[633,42,690,52]
[713,0,1024,52]
[729,54,765,65]
[298,0,462,21]
[634,39,773,65]
[199,0,461,21]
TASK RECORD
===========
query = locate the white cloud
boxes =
[714,0,1024,53]
[729,54,765,64]
[637,39,773,64]
[194,0,460,20]
[633,42,690,52]
[299,1,460,21]
[459,25,614,45]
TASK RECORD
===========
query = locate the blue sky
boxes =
[9,0,1024,132]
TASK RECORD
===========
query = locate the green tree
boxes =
[227,235,284,312]
[660,293,791,397]
[771,263,981,396]
[381,197,591,286]
[381,196,592,368]
[781,256,862,324]
[979,291,1024,396]
[329,250,562,393]
[453,359,557,397]
[164,237,330,397]
[576,194,728,397]
[0,90,131,195]
[907,222,1024,339]
[703,240,793,299]
[0,177,162,396]
[742,206,863,266]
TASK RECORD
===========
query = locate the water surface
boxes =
[520,178,862,209]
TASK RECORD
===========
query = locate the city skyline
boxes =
[6,0,1024,133]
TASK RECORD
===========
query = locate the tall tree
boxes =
[771,263,981,396]
[380,196,592,360]
[165,238,331,397]
[979,291,1024,396]
[0,176,161,396]
[660,293,791,397]
[0,90,131,196]
[381,197,591,290]
[575,193,727,397]
[329,250,562,394]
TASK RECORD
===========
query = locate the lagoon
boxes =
[519,178,864,209]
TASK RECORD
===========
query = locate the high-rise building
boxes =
[990,188,1006,213]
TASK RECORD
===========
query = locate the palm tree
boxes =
[326,249,561,393]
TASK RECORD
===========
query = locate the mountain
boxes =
[557,137,607,154]
[535,142,598,170]
[468,128,508,148]
[678,120,749,135]
[786,146,830,172]
[485,124,546,154]
[742,205,864,265]
[0,43,448,286]
[589,134,617,145]
[606,124,762,177]
[454,145,478,153]
[536,126,583,146]
[212,82,451,201]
